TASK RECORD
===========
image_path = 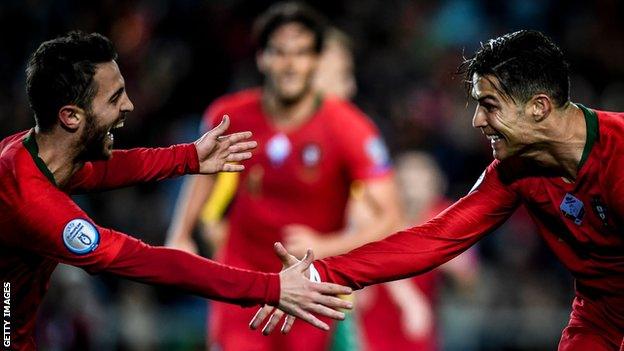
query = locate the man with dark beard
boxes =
[0,31,352,351]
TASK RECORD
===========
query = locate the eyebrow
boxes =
[108,86,125,103]
[473,94,498,103]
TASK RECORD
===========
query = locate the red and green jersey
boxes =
[315,105,624,337]
[0,130,279,350]
[202,88,392,272]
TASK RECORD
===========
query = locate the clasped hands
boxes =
[250,242,353,335]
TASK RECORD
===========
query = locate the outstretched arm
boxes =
[251,161,521,333]
[69,115,255,193]
[10,176,351,326]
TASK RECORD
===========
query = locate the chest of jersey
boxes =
[517,161,623,260]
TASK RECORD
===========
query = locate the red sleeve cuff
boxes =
[185,143,200,174]
[265,273,281,306]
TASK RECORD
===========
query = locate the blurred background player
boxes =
[167,3,401,350]
[351,152,479,351]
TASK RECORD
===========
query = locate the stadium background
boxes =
[1,0,623,350]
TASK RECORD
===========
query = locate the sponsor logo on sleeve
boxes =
[62,219,100,255]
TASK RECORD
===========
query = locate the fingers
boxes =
[228,140,257,153]
[273,242,299,266]
[250,305,274,330]
[209,115,230,137]
[226,152,252,162]
[223,131,253,144]
[313,294,353,310]
[281,315,296,334]
[305,303,346,321]
[262,309,285,335]
[289,307,329,331]
[222,163,245,172]
[313,281,353,296]
[299,249,314,272]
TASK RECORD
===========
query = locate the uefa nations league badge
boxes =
[560,193,585,225]
[62,219,100,255]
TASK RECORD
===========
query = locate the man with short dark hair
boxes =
[167,2,401,350]
[0,31,351,351]
[253,30,624,350]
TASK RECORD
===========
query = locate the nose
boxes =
[472,105,487,129]
[121,93,134,113]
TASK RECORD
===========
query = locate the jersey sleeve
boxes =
[10,176,279,306]
[333,104,392,181]
[313,161,520,289]
[68,143,199,193]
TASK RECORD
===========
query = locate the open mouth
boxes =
[106,119,125,142]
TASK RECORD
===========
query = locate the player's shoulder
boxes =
[0,130,31,171]
[320,96,378,136]
[594,108,624,150]
[204,88,261,119]
[0,131,46,204]
[321,95,370,122]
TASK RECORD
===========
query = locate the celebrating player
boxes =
[167,2,400,350]
[252,30,624,351]
[0,31,353,351]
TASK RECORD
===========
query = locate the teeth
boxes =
[113,120,124,129]
[487,134,502,141]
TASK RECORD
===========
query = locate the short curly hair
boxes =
[26,31,117,131]
[459,30,570,107]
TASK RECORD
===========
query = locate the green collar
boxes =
[577,104,599,170]
[23,132,57,186]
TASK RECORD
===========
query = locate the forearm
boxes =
[315,212,401,259]
[105,238,280,306]
[167,174,215,242]
[71,144,199,192]
[314,185,518,289]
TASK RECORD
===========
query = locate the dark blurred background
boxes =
[2,0,624,350]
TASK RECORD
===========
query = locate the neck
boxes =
[33,126,83,187]
[262,88,319,129]
[522,103,588,180]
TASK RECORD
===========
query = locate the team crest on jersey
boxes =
[365,137,390,169]
[266,133,291,166]
[63,219,100,255]
[560,193,585,225]
[301,143,322,167]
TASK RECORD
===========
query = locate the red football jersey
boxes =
[203,88,392,271]
[0,130,279,350]
[315,105,624,340]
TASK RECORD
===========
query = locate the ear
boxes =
[528,94,552,122]
[58,105,83,131]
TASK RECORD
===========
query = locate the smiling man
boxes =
[252,30,624,350]
[0,31,352,351]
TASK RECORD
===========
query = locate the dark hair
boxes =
[26,31,117,131]
[459,30,570,107]
[253,2,327,53]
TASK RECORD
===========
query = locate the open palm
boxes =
[194,115,257,174]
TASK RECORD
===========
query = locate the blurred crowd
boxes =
[2,0,624,350]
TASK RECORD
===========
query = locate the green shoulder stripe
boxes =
[23,132,57,186]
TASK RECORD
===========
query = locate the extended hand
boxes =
[194,115,257,173]
[250,243,353,334]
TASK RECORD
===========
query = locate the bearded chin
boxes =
[77,113,111,161]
